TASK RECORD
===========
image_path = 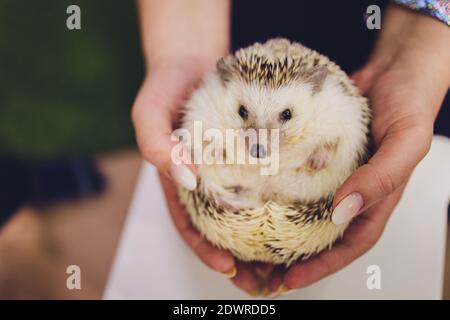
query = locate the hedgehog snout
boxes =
[249,143,267,159]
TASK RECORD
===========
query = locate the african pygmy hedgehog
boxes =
[177,38,371,265]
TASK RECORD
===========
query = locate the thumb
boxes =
[331,118,432,225]
[132,84,197,191]
[350,64,379,95]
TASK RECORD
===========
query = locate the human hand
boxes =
[132,58,245,273]
[132,0,272,293]
[133,0,272,296]
[263,5,450,295]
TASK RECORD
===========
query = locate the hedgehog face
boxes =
[183,44,366,173]
[212,73,351,164]
[224,80,317,152]
[214,53,343,152]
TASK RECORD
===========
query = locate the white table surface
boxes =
[104,136,450,300]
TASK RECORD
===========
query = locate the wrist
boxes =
[393,0,450,27]
[145,48,227,75]
[137,0,231,75]
[396,16,450,87]
[144,54,224,83]
[370,6,450,85]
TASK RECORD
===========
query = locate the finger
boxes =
[351,66,377,95]
[132,89,175,173]
[231,262,262,297]
[159,174,235,274]
[132,85,197,190]
[265,265,288,296]
[332,117,431,225]
[285,187,403,289]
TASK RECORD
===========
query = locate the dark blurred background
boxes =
[0,0,447,163]
[231,0,449,137]
[0,1,143,159]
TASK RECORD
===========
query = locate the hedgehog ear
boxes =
[304,65,328,94]
[216,56,237,85]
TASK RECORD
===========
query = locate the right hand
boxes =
[131,61,265,295]
[132,62,206,181]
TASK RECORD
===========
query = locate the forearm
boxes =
[394,10,450,83]
[367,4,450,121]
[393,9,450,117]
[136,0,230,71]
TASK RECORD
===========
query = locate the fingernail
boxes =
[262,288,279,298]
[262,288,273,297]
[170,163,197,190]
[277,284,292,295]
[222,266,237,278]
[247,289,260,297]
[332,192,364,225]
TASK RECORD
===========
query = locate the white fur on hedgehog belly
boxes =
[179,186,349,265]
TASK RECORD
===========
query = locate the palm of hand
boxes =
[263,64,435,293]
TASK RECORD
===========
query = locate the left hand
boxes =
[263,5,450,295]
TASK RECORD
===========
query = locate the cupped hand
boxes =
[264,5,450,295]
[132,61,270,295]
[131,61,236,270]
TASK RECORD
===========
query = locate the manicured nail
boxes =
[170,163,197,190]
[247,289,260,297]
[222,266,237,278]
[277,284,292,295]
[332,192,364,225]
[262,288,273,297]
[261,287,280,299]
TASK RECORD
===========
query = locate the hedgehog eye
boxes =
[279,109,292,122]
[238,105,248,120]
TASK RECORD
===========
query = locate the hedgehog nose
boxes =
[250,143,267,159]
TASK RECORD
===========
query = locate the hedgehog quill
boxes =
[177,39,371,266]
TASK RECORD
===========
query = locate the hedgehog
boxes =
[176,38,371,266]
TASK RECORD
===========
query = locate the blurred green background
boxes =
[0,1,143,159]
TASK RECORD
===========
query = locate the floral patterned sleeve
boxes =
[393,0,450,26]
